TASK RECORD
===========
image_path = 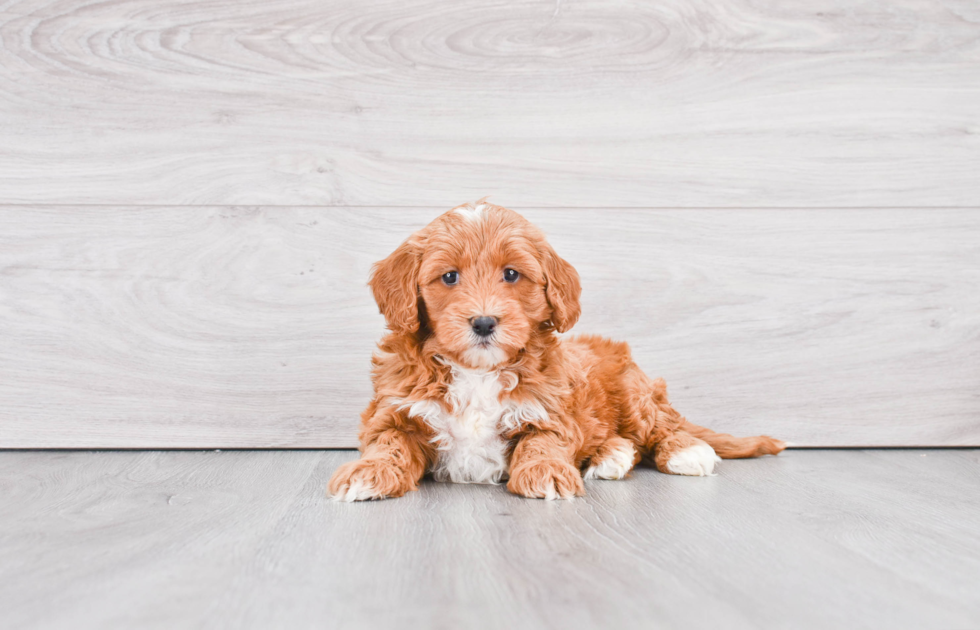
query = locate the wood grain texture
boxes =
[0,206,977,448]
[0,0,979,207]
[1,449,978,629]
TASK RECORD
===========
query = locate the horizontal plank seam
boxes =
[1,204,979,210]
[2,447,979,452]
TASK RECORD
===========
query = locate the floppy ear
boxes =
[542,244,581,333]
[369,235,424,335]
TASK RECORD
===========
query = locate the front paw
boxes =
[507,458,585,500]
[327,457,413,502]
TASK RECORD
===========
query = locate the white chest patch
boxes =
[395,364,546,484]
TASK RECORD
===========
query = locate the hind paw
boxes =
[665,444,721,476]
[584,440,637,480]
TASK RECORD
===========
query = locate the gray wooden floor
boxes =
[1,450,978,629]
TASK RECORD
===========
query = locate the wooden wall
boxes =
[1,0,977,446]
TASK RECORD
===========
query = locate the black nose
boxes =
[470,316,497,338]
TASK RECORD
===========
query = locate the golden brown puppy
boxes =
[329,201,784,501]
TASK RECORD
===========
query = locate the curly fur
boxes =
[328,200,784,501]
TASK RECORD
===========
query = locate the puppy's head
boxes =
[370,201,580,369]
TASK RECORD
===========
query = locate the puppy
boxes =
[329,201,784,501]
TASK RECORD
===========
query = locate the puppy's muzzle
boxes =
[469,316,497,338]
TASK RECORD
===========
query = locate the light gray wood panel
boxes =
[1,450,978,629]
[1,0,978,207]
[0,206,977,447]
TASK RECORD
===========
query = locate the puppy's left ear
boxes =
[542,244,581,333]
[369,233,425,335]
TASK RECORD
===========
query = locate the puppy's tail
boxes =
[679,419,786,459]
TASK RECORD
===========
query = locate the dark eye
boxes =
[442,271,459,286]
[503,268,520,283]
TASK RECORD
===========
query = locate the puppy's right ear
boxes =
[369,234,424,335]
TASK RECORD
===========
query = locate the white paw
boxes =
[330,478,384,502]
[666,444,721,477]
[584,442,636,480]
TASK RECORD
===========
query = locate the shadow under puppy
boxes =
[329,201,784,501]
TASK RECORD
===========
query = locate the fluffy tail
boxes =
[680,419,786,459]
